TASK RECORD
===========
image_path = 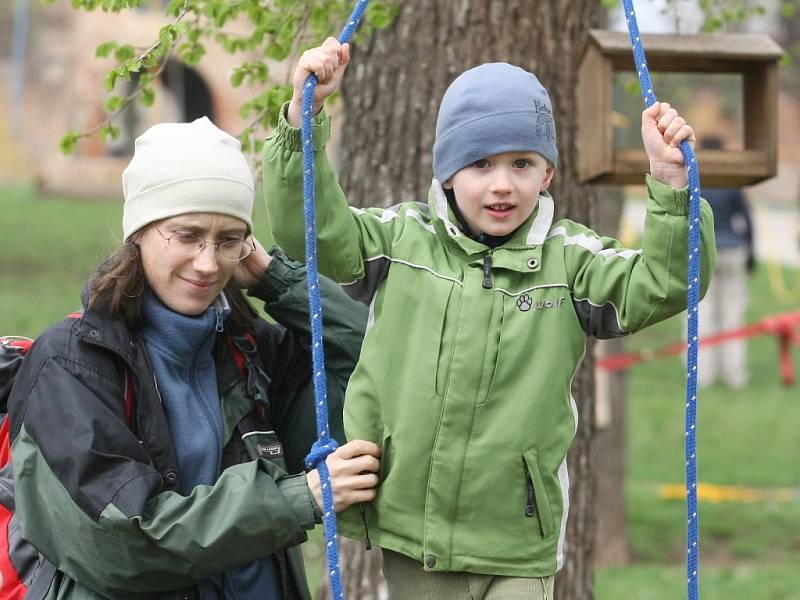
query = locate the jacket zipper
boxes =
[525,472,536,518]
[215,307,225,333]
[482,252,493,289]
[359,503,372,550]
[82,335,147,451]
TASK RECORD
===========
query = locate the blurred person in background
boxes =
[697,135,755,390]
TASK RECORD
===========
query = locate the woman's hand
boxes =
[642,101,696,189]
[287,37,351,127]
[233,236,272,289]
[306,439,381,514]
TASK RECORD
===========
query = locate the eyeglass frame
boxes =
[152,223,256,262]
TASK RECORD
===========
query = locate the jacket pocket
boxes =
[378,434,392,483]
[522,447,554,539]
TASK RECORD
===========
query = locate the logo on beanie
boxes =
[533,99,552,116]
[533,99,556,143]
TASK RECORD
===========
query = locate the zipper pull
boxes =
[215,308,224,333]
[482,253,493,289]
[359,503,372,550]
[525,475,536,518]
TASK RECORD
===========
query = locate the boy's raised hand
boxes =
[641,101,696,189]
[287,37,350,127]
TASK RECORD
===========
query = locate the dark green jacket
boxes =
[8,249,367,599]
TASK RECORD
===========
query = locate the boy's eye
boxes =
[471,159,490,169]
[513,158,531,168]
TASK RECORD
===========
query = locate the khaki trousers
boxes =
[697,246,749,389]
[382,549,555,600]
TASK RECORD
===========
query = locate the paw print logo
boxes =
[517,294,532,312]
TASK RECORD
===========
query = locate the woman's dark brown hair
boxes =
[87,231,257,337]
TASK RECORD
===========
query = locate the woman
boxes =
[8,117,379,599]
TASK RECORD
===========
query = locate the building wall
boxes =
[0,4,291,196]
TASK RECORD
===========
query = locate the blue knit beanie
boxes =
[433,63,558,184]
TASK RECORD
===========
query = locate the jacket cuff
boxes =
[247,246,303,302]
[276,472,320,530]
[267,101,331,152]
[645,173,690,216]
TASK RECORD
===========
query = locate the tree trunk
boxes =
[321,2,605,598]
[317,538,388,600]
[591,186,631,568]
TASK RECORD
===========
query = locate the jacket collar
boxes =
[427,178,554,273]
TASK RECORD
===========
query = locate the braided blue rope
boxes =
[621,2,702,599]
[301,2,370,599]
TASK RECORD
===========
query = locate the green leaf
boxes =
[159,24,178,43]
[104,94,125,112]
[113,44,135,62]
[95,41,118,58]
[125,60,141,75]
[59,131,81,155]
[139,87,155,107]
[100,123,121,142]
[366,2,398,30]
[230,67,246,88]
[265,40,289,61]
[103,68,119,92]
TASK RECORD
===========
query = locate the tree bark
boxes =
[591,186,631,568]
[321,2,605,598]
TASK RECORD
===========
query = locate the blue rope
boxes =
[621,2,702,598]
[301,2,370,599]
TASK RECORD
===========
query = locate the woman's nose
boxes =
[192,244,220,273]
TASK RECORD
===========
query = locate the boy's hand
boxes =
[287,37,350,127]
[642,101,696,189]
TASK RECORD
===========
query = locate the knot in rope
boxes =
[299,3,370,599]
[304,438,340,470]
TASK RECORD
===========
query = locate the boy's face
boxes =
[445,151,554,238]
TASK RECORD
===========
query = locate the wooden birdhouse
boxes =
[577,30,783,187]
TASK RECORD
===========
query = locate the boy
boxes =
[264,38,715,599]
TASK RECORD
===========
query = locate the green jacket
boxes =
[9,249,367,599]
[263,107,715,577]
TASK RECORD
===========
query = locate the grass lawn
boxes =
[595,248,800,598]
[1,184,273,335]
[2,184,799,598]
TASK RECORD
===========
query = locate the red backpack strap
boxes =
[227,333,257,378]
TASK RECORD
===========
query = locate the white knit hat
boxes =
[122,117,254,240]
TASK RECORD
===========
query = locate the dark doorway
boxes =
[161,60,215,122]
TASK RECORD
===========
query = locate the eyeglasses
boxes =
[153,224,256,262]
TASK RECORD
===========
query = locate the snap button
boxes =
[89,329,99,338]
[425,554,437,568]
[164,471,178,486]
[527,258,539,269]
